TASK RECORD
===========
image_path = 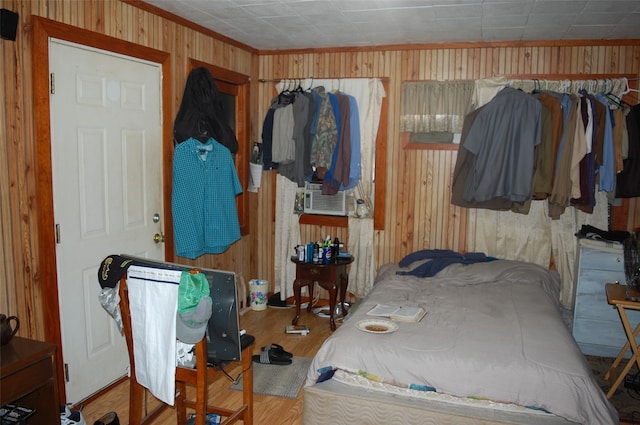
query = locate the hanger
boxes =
[621,77,640,94]
[332,78,341,93]
[281,79,287,94]
[277,79,296,104]
[532,78,540,93]
[605,93,623,108]
[196,120,210,143]
[606,92,631,109]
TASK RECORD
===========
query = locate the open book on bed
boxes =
[366,304,427,322]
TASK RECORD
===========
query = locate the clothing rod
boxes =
[258,77,315,83]
[258,77,638,83]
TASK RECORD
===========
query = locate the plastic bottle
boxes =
[313,243,320,264]
[333,237,340,260]
[306,242,314,263]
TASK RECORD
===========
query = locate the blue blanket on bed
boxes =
[396,249,496,278]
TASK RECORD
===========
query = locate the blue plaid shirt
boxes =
[172,137,242,259]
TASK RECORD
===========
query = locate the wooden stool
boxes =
[604,283,640,399]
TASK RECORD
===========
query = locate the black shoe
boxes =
[93,412,119,425]
[267,292,288,308]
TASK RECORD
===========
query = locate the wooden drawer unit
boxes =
[1,337,59,424]
[572,239,640,357]
[296,264,328,281]
[1,356,54,403]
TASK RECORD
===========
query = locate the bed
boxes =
[303,253,618,425]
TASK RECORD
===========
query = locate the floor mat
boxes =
[229,356,312,399]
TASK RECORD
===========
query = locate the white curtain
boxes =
[467,193,609,308]
[347,216,375,297]
[400,81,474,133]
[274,174,301,300]
[472,76,628,110]
[273,78,386,300]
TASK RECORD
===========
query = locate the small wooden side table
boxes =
[1,336,60,423]
[604,283,640,399]
[291,255,354,331]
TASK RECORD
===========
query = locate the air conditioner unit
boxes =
[303,182,346,216]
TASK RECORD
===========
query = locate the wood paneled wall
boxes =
[0,0,256,340]
[256,43,640,271]
[1,0,639,344]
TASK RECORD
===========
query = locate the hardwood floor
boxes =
[75,302,635,425]
[79,303,336,425]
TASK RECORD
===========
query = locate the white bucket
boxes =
[248,162,263,192]
[249,279,269,311]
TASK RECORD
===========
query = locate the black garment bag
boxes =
[173,67,238,154]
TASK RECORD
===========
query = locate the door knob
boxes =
[153,233,165,244]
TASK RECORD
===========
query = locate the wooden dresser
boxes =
[572,238,640,358]
[1,336,59,423]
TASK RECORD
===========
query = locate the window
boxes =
[400,81,473,149]
[189,59,250,235]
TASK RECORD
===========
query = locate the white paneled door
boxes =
[49,39,164,403]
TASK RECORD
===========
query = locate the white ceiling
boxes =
[142,0,640,51]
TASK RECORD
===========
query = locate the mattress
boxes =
[305,258,618,425]
[303,374,577,425]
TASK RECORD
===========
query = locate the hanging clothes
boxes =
[594,94,616,192]
[261,92,295,170]
[457,87,542,204]
[531,92,563,200]
[612,109,626,174]
[588,94,607,166]
[260,84,364,190]
[571,93,597,213]
[172,137,242,259]
[454,80,636,218]
[323,92,352,195]
[261,107,277,170]
[173,67,238,154]
[616,104,640,198]
[262,89,317,187]
[548,94,584,220]
[452,104,513,211]
[271,102,295,163]
[278,90,315,187]
[310,86,338,170]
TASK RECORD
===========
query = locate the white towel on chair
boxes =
[127,265,181,405]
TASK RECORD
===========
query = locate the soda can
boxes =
[323,246,332,264]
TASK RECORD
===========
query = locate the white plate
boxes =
[356,319,398,334]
